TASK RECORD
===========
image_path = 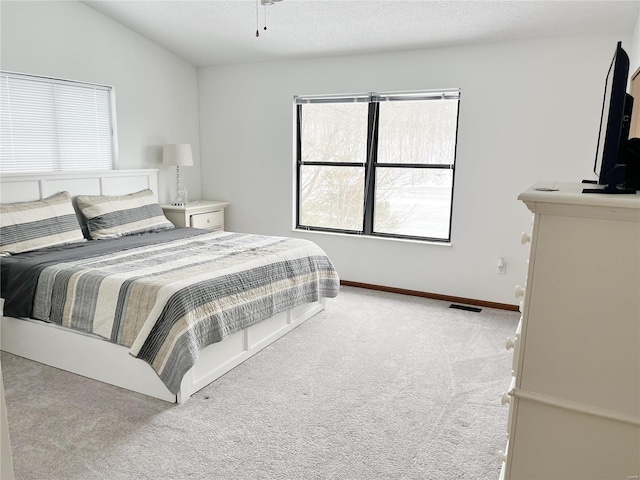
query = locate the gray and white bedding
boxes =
[1,228,340,393]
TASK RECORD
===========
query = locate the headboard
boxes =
[0,169,159,203]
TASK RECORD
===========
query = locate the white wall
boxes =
[198,34,631,305]
[0,1,201,203]
[631,10,640,69]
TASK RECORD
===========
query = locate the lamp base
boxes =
[172,186,188,207]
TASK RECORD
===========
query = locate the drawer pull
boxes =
[501,393,511,405]
[506,337,516,350]
[515,285,525,298]
[521,231,531,244]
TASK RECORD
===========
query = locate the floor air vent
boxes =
[449,304,482,313]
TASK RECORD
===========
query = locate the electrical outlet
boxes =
[497,257,506,274]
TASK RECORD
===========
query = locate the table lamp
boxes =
[163,144,193,206]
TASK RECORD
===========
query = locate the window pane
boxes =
[377,99,458,165]
[374,168,453,239]
[301,103,368,164]
[300,165,364,231]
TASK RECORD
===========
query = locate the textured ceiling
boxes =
[82,1,640,66]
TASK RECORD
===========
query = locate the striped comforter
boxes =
[8,230,339,393]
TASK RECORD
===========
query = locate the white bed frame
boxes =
[0,170,324,403]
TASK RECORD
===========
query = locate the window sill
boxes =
[291,228,452,247]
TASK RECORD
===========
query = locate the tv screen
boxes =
[586,41,635,194]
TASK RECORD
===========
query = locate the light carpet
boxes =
[2,286,519,480]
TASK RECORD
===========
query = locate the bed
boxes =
[0,169,339,403]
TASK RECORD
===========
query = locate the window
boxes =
[295,90,460,242]
[0,71,117,174]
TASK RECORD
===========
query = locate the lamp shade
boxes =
[162,144,193,167]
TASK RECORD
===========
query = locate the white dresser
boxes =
[500,182,640,480]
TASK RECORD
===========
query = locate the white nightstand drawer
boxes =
[190,210,223,229]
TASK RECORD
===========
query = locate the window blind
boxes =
[295,89,460,105]
[0,71,117,174]
[371,89,460,102]
[294,94,371,104]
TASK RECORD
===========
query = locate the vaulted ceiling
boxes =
[83,1,639,66]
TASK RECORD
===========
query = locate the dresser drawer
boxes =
[504,376,517,437]
[512,316,523,375]
[499,439,509,479]
[190,210,223,230]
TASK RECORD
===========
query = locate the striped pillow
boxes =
[0,191,86,255]
[76,189,174,240]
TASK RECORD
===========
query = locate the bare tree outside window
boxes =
[299,103,366,230]
[374,100,457,238]
[296,91,459,242]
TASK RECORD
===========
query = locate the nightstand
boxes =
[161,200,229,231]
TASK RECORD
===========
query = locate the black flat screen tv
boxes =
[583,41,637,194]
